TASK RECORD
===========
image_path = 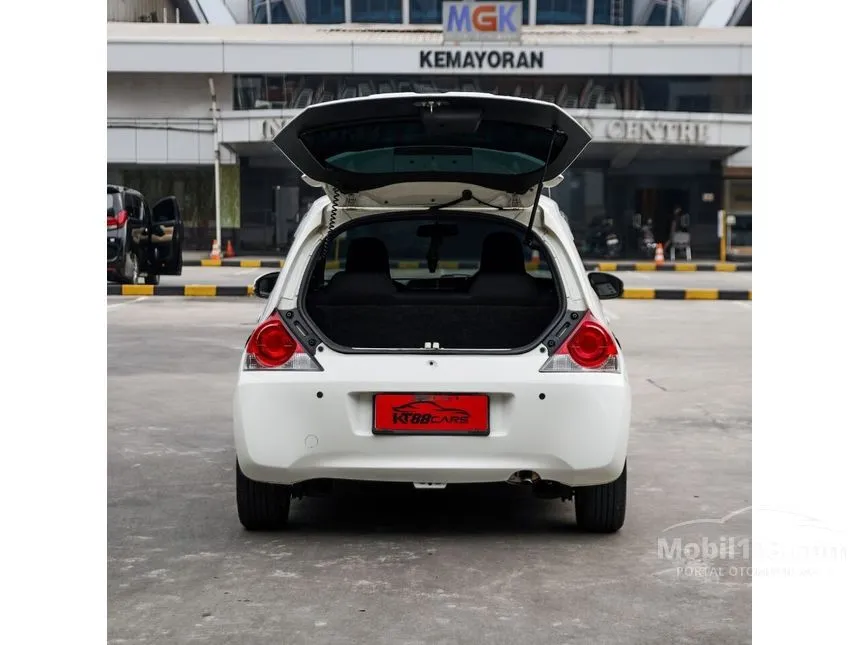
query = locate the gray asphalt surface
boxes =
[155,266,753,291]
[108,298,751,644]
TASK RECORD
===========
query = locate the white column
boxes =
[529,0,537,25]
[586,0,595,24]
[208,78,222,252]
[345,0,352,22]
[665,0,673,26]
[403,0,410,24]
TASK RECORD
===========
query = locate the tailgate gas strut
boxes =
[524,125,559,249]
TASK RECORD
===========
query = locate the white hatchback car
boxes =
[234,93,631,533]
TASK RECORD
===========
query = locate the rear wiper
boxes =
[428,189,503,211]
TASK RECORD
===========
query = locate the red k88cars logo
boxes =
[374,394,490,433]
[391,400,471,426]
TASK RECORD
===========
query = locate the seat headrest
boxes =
[469,273,539,302]
[345,237,390,274]
[479,232,526,274]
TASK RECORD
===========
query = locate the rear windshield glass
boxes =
[107,193,121,216]
[327,148,544,175]
[301,120,568,177]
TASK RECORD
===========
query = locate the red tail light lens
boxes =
[243,312,322,371]
[540,311,619,373]
[107,210,128,228]
[246,314,297,368]
[568,316,617,369]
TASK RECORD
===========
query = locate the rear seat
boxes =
[467,231,542,304]
[310,237,398,306]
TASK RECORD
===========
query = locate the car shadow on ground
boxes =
[252,482,624,540]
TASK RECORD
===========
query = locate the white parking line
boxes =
[107,297,149,310]
[231,268,257,276]
[732,301,752,310]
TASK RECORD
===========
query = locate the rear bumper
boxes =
[234,353,631,488]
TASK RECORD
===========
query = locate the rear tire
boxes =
[574,462,627,533]
[236,460,292,531]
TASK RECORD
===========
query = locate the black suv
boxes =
[107,185,184,284]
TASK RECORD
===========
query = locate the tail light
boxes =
[540,311,619,373]
[244,312,322,371]
[107,210,128,228]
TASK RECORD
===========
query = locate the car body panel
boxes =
[235,93,626,490]
[235,350,629,488]
[236,193,627,488]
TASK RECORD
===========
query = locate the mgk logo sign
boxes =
[442,1,523,43]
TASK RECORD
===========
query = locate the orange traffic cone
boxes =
[225,240,236,258]
[655,243,665,265]
[209,239,221,260]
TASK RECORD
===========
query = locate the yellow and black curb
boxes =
[584,261,751,273]
[185,259,753,272]
[621,288,752,301]
[107,284,254,297]
[191,259,285,268]
[108,284,752,301]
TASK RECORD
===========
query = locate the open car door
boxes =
[146,196,184,276]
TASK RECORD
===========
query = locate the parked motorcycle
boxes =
[604,230,621,258]
[632,214,658,259]
[638,223,657,258]
[585,216,622,258]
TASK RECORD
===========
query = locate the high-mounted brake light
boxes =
[107,210,128,228]
[540,311,619,373]
[244,312,322,371]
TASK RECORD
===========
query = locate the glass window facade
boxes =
[411,0,529,24]
[233,74,752,115]
[592,0,632,25]
[549,160,724,260]
[410,0,443,24]
[352,0,402,22]
[536,0,587,24]
[252,1,346,24]
[727,180,752,250]
[308,0,346,23]
[245,0,648,26]
[252,0,288,23]
[645,0,684,26]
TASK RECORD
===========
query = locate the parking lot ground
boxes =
[108,298,751,645]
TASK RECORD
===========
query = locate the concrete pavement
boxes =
[108,297,751,644]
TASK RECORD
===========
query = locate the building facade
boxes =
[107,0,752,257]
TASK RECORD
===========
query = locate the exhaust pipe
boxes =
[507,470,541,485]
